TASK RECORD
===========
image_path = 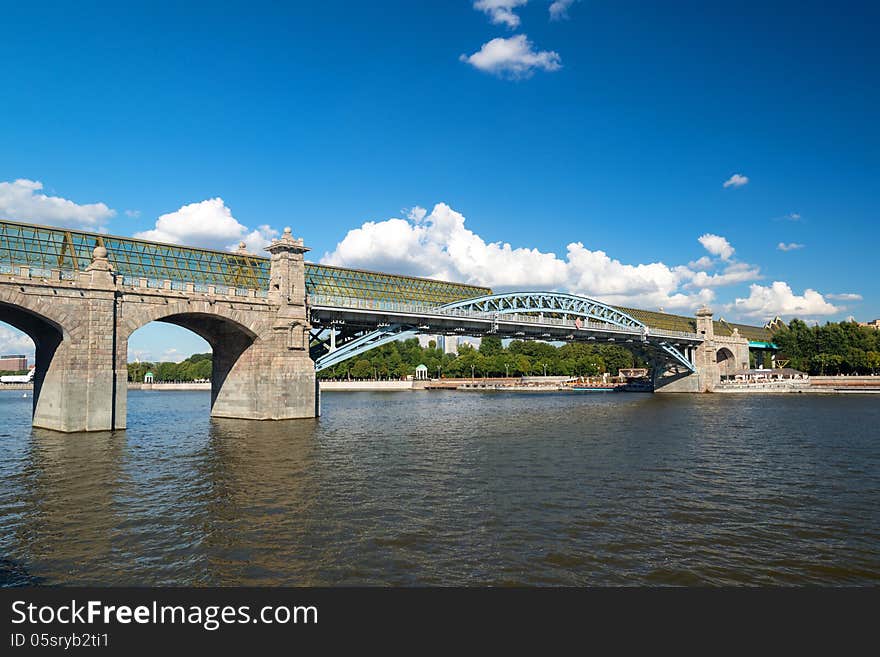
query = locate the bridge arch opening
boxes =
[716,347,737,378]
[123,312,259,421]
[0,304,63,421]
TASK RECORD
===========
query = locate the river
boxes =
[1,389,878,585]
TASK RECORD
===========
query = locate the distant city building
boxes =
[417,334,459,355]
[858,319,880,330]
[0,354,27,370]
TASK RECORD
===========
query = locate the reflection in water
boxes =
[1,389,879,586]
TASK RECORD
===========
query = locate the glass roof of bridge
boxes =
[618,305,772,342]
[0,219,770,337]
[0,219,490,305]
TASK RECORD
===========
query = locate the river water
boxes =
[1,389,878,586]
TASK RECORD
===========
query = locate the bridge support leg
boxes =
[33,288,123,432]
[210,327,318,421]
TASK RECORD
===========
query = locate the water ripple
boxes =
[1,389,879,586]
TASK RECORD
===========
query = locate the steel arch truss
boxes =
[313,291,699,374]
[314,324,416,372]
[438,292,645,329]
[656,342,696,374]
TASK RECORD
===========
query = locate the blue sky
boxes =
[1,1,877,362]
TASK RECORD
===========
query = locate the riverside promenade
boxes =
[4,375,879,394]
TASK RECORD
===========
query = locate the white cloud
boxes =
[0,178,115,229]
[159,348,186,363]
[460,35,562,79]
[688,255,715,271]
[127,349,152,363]
[125,209,141,218]
[827,293,863,301]
[322,202,728,311]
[239,225,280,254]
[777,242,805,252]
[731,282,839,319]
[723,173,749,188]
[549,0,577,20]
[134,198,278,253]
[698,233,735,261]
[473,0,528,28]
[0,325,34,362]
[687,262,761,288]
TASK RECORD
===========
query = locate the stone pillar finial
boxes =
[236,241,249,254]
[86,245,113,272]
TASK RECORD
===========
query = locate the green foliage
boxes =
[773,319,880,375]
[317,337,642,380]
[127,352,212,382]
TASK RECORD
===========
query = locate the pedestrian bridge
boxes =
[0,219,772,431]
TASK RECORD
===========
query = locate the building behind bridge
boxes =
[0,354,27,370]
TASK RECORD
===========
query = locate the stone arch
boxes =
[119,299,265,342]
[716,347,737,378]
[120,299,268,417]
[0,287,72,424]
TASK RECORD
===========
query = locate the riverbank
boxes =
[129,382,211,391]
[320,377,575,392]
[4,376,879,394]
[1,383,212,391]
[716,375,880,394]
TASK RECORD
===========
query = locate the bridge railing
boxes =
[308,294,701,341]
[644,327,702,341]
[1,264,78,280]
[0,266,269,298]
[116,275,268,297]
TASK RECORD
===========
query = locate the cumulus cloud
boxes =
[0,178,115,229]
[549,0,577,20]
[777,242,805,252]
[827,293,863,301]
[688,262,761,288]
[460,35,561,79]
[322,202,738,311]
[134,198,278,253]
[240,225,280,254]
[125,209,141,218]
[723,173,749,188]
[731,282,839,319]
[698,233,735,261]
[688,255,715,271]
[473,0,528,28]
[0,325,34,361]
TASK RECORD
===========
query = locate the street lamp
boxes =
[505,363,510,377]
[543,363,548,377]
[471,364,475,380]
[437,365,441,379]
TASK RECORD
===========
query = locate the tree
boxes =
[350,359,373,379]
[867,351,880,375]
[479,335,504,357]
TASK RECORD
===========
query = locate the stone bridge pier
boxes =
[654,305,750,393]
[0,229,317,432]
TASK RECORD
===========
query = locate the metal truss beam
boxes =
[314,324,417,372]
[437,292,645,330]
[656,342,696,373]
[313,291,702,373]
